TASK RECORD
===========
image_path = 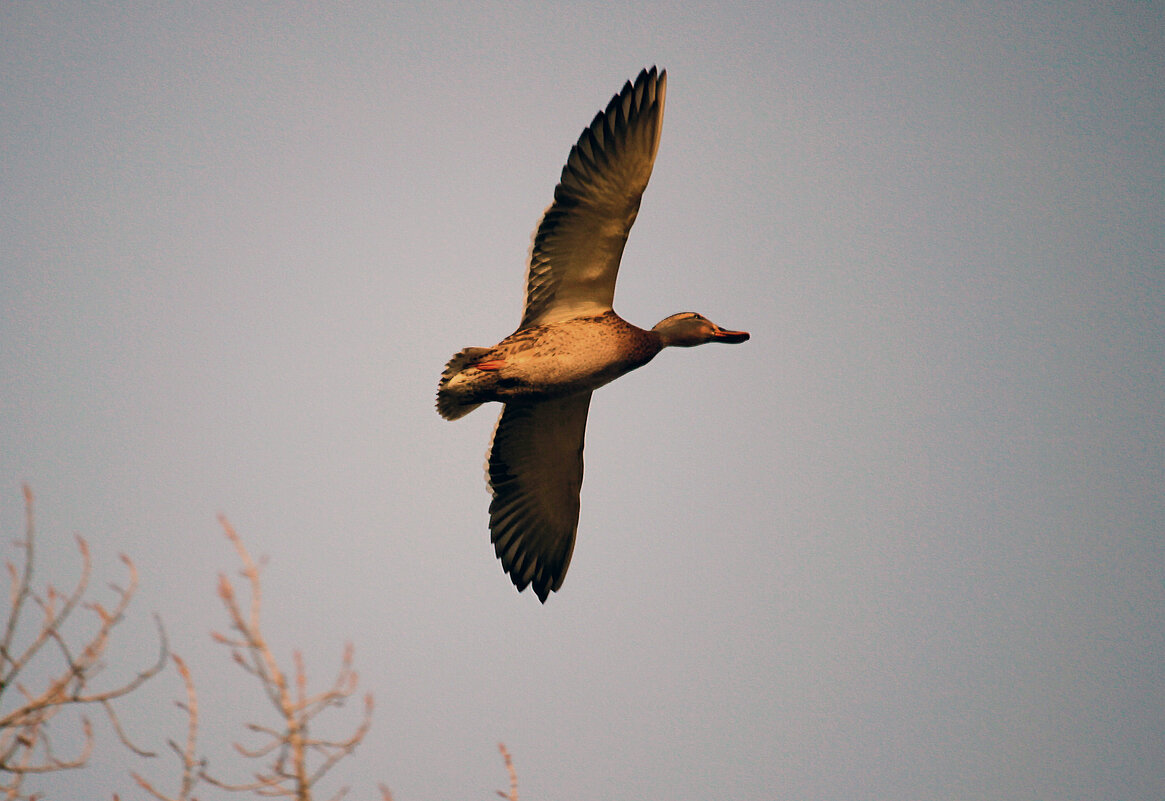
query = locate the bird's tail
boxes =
[436,346,491,420]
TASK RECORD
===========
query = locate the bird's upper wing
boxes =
[520,67,667,328]
[486,392,592,601]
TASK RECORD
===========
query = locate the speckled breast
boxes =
[496,311,663,400]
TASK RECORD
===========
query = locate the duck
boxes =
[437,67,749,602]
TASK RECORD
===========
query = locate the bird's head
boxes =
[652,312,750,348]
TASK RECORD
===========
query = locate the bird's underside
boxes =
[435,67,747,602]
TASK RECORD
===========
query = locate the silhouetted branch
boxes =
[0,485,167,799]
[131,653,204,801]
[495,743,518,801]
[198,516,375,801]
[4,490,395,799]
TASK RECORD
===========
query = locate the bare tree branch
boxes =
[4,491,396,800]
[0,486,37,670]
[0,486,167,800]
[197,516,375,801]
[495,743,518,801]
[131,652,205,801]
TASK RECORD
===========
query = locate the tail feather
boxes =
[436,347,491,420]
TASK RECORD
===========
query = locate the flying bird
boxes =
[437,67,749,601]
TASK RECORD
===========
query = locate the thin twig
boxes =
[199,517,377,800]
[0,487,166,798]
[495,743,518,801]
[0,486,37,664]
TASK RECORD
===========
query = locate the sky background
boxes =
[2,2,1162,799]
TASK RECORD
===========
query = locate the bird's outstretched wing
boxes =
[520,67,667,328]
[486,392,592,601]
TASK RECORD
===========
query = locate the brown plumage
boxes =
[437,68,749,602]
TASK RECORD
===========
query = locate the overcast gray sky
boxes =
[2,2,1162,799]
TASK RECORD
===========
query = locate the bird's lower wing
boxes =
[486,392,593,602]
